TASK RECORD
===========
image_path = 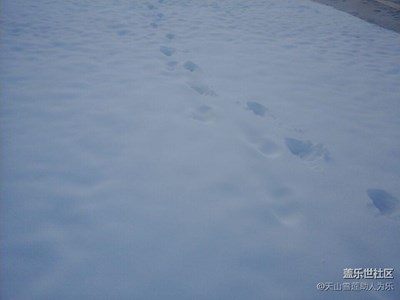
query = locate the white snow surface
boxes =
[1,0,400,299]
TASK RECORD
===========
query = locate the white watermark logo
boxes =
[343,268,394,280]
[317,268,395,292]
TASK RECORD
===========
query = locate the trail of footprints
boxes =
[145,1,398,220]
[148,0,329,171]
[243,100,330,171]
[150,3,217,98]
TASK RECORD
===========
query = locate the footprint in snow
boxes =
[367,189,400,219]
[243,130,283,159]
[246,101,268,116]
[255,138,282,158]
[242,101,303,133]
[147,3,156,10]
[117,29,130,36]
[285,138,330,170]
[190,105,216,123]
[183,61,200,72]
[165,33,175,40]
[189,83,217,96]
[184,62,214,94]
[245,101,277,120]
[244,194,301,228]
[269,188,302,227]
[160,46,175,56]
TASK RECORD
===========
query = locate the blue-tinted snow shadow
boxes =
[367,189,399,216]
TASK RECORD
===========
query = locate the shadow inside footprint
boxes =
[367,189,399,216]
[285,138,330,162]
[160,46,175,56]
[190,84,217,96]
[246,101,267,116]
[183,61,200,72]
[165,33,175,39]
[147,3,155,9]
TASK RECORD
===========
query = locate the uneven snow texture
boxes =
[1,0,400,299]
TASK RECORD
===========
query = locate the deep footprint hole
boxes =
[246,101,267,116]
[285,138,330,161]
[183,61,200,72]
[285,138,313,158]
[367,189,399,215]
[160,46,175,56]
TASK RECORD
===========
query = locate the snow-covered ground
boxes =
[1,0,399,299]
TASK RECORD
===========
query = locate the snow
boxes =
[1,0,399,299]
